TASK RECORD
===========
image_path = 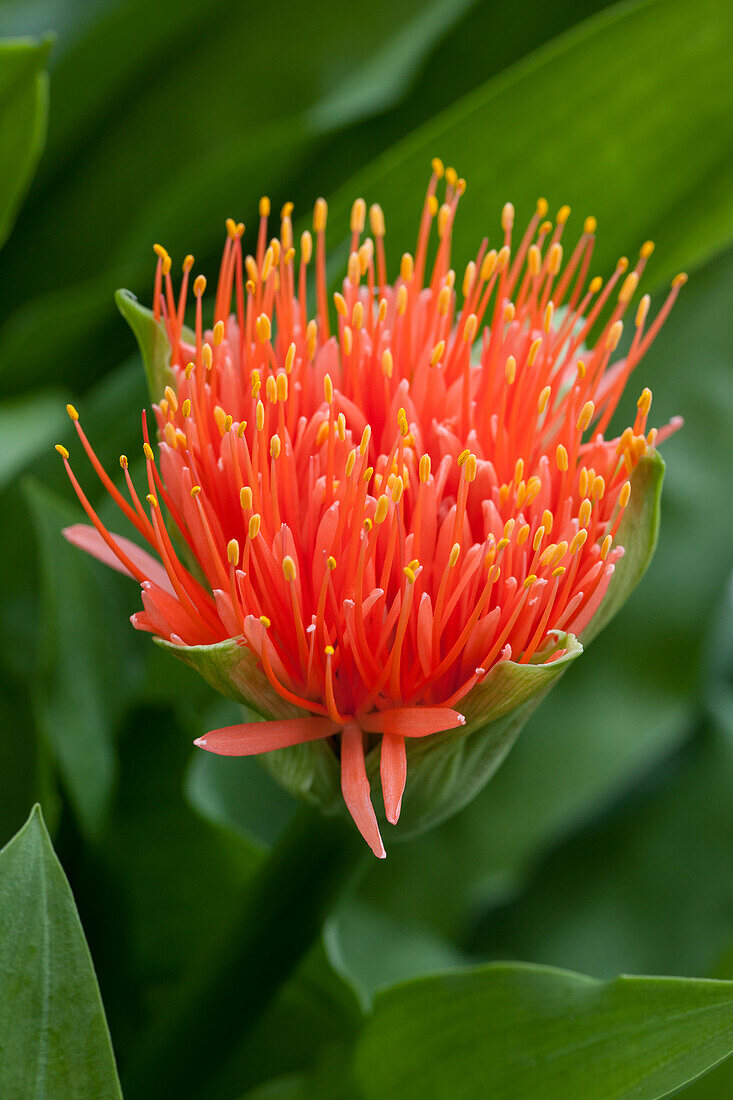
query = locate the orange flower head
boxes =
[58,167,684,856]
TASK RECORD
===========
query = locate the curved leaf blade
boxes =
[0,36,51,248]
[0,805,122,1098]
[355,962,733,1100]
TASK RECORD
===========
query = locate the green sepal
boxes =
[369,633,583,839]
[581,449,665,644]
[154,636,342,811]
[115,288,191,402]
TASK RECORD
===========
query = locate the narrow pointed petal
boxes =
[63,523,174,595]
[195,716,339,756]
[341,722,385,858]
[361,707,466,738]
[380,733,407,825]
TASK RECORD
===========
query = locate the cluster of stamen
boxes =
[57,161,684,855]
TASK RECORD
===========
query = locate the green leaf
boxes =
[328,0,733,292]
[0,389,68,492]
[0,36,51,249]
[115,287,177,402]
[0,805,122,1098]
[354,963,733,1100]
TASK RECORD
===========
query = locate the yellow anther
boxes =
[346,449,357,478]
[556,204,571,224]
[445,166,457,187]
[552,566,566,578]
[374,495,390,525]
[237,421,247,438]
[248,514,261,539]
[175,430,187,448]
[480,250,497,281]
[202,343,213,371]
[313,197,328,233]
[528,244,542,276]
[213,320,225,346]
[437,203,452,238]
[497,537,510,552]
[163,385,178,413]
[278,555,296,583]
[245,256,259,283]
[637,387,652,415]
[431,157,444,178]
[600,534,613,560]
[214,405,228,434]
[606,320,623,351]
[119,454,128,469]
[456,448,470,468]
[378,347,393,378]
[503,518,516,540]
[463,313,478,343]
[584,215,597,235]
[336,412,346,441]
[640,240,655,259]
[183,253,195,271]
[225,539,240,567]
[240,486,253,510]
[448,543,461,568]
[193,274,207,297]
[538,386,551,414]
[396,285,408,315]
[617,256,629,273]
[592,474,606,499]
[576,360,586,380]
[306,319,317,359]
[579,499,592,528]
[517,523,530,546]
[191,485,202,498]
[556,444,569,472]
[465,455,477,482]
[403,564,418,584]
[367,203,386,239]
[672,272,688,288]
[55,443,69,459]
[251,369,261,399]
[548,242,563,275]
[570,529,588,555]
[533,525,546,551]
[619,272,639,304]
[437,285,452,316]
[256,314,271,344]
[256,401,265,432]
[143,442,154,461]
[359,425,371,456]
[258,196,271,218]
[512,458,523,485]
[153,242,169,261]
[284,246,295,265]
[544,302,554,334]
[352,301,364,331]
[377,298,388,323]
[342,326,353,356]
[523,574,538,590]
[66,403,79,421]
[536,197,548,217]
[184,361,195,380]
[333,292,347,317]
[392,476,404,504]
[298,231,312,267]
[160,399,169,418]
[363,465,374,482]
[503,302,515,324]
[462,261,476,299]
[589,275,603,295]
[275,373,287,403]
[542,509,553,533]
[399,252,414,283]
[636,294,651,328]
[348,197,366,234]
[501,202,515,232]
[419,454,432,483]
[577,400,595,432]
[326,556,337,572]
[270,434,281,460]
[322,374,333,405]
[147,493,159,508]
[619,481,631,508]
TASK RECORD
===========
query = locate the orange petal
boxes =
[360,707,465,738]
[380,733,407,825]
[194,716,339,755]
[340,722,385,858]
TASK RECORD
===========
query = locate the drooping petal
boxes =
[380,732,407,825]
[63,523,175,595]
[340,722,385,859]
[194,716,340,756]
[360,707,466,738]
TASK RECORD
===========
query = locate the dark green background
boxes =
[0,0,732,1096]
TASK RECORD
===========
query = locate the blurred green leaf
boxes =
[24,478,144,837]
[0,805,122,1098]
[354,963,733,1100]
[0,36,51,249]
[329,0,733,290]
[0,389,67,492]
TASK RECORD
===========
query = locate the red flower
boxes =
[57,163,684,855]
